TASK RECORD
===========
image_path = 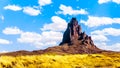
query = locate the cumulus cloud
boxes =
[41,16,67,31]
[4,5,22,11]
[91,35,109,42]
[42,31,62,47]
[98,0,120,4]
[98,0,111,4]
[40,31,62,43]
[0,15,4,21]
[81,16,120,27]
[0,38,12,44]
[0,50,8,53]
[17,16,65,49]
[4,5,41,16]
[91,27,120,43]
[17,31,62,49]
[95,42,120,51]
[35,31,62,48]
[91,27,120,51]
[38,0,52,7]
[23,6,41,16]
[56,4,88,15]
[3,0,52,16]
[2,27,23,35]
[112,0,120,4]
[91,28,120,36]
[2,24,63,49]
[17,32,42,44]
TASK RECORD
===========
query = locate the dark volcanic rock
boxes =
[60,18,81,45]
[57,17,102,53]
[60,18,97,47]
[59,18,95,47]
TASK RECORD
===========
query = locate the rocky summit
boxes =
[60,17,95,46]
[44,18,102,54]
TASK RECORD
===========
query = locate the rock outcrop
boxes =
[60,18,80,45]
[0,18,109,56]
[52,17,101,54]
[43,18,102,54]
[60,18,97,48]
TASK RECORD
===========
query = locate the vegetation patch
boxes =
[0,53,120,68]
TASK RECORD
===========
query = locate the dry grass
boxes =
[0,53,120,68]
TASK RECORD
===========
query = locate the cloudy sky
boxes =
[0,0,120,52]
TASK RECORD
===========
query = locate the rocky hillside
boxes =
[0,18,115,56]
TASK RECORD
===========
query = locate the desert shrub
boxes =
[0,54,120,68]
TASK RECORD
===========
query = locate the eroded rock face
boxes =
[60,18,95,46]
[58,17,101,53]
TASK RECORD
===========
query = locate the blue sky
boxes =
[0,0,120,53]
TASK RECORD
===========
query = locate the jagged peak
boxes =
[59,17,100,50]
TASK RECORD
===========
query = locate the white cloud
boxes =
[3,27,23,35]
[41,16,67,31]
[23,7,41,16]
[35,31,62,48]
[98,0,111,4]
[98,0,120,4]
[41,31,62,43]
[17,16,65,49]
[81,16,120,27]
[91,27,120,47]
[95,42,120,51]
[38,0,52,7]
[0,38,12,44]
[4,5,41,16]
[17,31,62,49]
[17,32,42,44]
[56,4,88,15]
[0,50,8,53]
[112,0,120,4]
[91,27,120,51]
[0,15,4,21]
[34,41,57,48]
[1,16,65,49]
[95,42,107,50]
[91,34,109,42]
[91,28,120,36]
[4,5,22,11]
